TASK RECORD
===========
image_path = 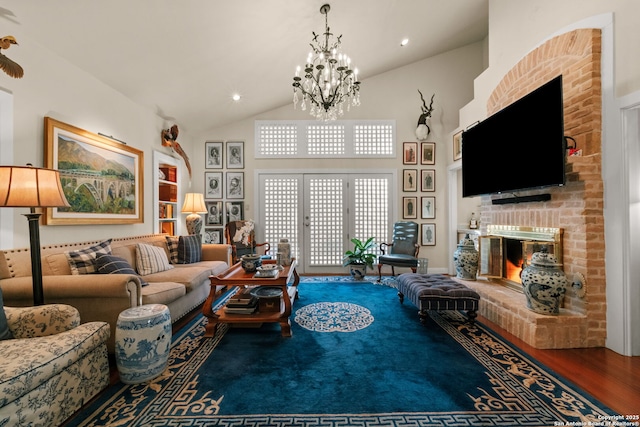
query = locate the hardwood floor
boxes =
[479,315,640,415]
[106,306,640,416]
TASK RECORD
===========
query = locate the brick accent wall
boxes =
[467,29,605,348]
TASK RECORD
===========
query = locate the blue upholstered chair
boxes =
[377,221,420,281]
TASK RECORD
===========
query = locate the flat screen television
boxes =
[461,75,565,198]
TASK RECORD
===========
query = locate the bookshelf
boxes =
[153,151,181,236]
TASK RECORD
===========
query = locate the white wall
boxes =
[0,31,194,248]
[192,42,487,271]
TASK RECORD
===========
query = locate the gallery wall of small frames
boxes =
[203,140,246,243]
[403,141,437,246]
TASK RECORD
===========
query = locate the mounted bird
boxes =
[0,35,24,78]
[415,90,434,141]
[161,124,192,179]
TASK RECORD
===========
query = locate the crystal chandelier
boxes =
[292,4,361,121]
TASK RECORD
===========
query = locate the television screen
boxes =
[461,75,565,198]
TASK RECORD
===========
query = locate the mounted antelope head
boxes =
[415,90,435,140]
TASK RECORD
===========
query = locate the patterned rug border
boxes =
[67,278,618,427]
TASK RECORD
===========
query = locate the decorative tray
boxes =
[250,286,283,298]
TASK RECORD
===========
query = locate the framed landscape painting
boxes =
[43,117,143,225]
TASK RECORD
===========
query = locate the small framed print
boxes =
[203,227,223,244]
[226,201,244,222]
[205,172,223,199]
[205,201,223,225]
[421,196,435,219]
[421,169,435,192]
[403,142,418,165]
[226,171,244,199]
[403,197,418,219]
[226,141,244,169]
[205,141,223,169]
[420,142,435,165]
[403,169,418,192]
[422,223,436,246]
[453,130,463,161]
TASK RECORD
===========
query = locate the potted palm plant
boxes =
[343,237,376,280]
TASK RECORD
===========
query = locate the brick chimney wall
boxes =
[472,29,605,348]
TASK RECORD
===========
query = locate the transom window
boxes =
[255,120,395,158]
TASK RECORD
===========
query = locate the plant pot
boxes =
[348,265,367,280]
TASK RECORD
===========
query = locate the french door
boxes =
[257,172,394,274]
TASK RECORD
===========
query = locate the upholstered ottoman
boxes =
[396,273,480,324]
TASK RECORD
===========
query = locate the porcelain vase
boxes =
[453,234,478,280]
[241,254,262,273]
[520,248,567,315]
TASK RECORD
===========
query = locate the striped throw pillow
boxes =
[96,254,149,286]
[177,235,202,264]
[65,239,113,275]
[135,243,173,276]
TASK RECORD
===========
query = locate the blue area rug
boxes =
[66,278,616,426]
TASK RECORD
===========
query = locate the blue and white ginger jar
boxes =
[520,248,567,315]
[453,234,478,280]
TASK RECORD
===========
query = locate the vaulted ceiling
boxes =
[1,0,488,135]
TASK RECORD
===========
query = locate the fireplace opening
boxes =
[479,225,563,292]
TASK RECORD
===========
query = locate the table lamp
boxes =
[181,193,207,235]
[0,164,70,305]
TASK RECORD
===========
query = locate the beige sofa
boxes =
[0,234,232,352]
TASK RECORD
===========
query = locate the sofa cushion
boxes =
[136,243,173,276]
[65,239,113,275]
[0,289,12,341]
[96,254,149,287]
[177,235,202,264]
[140,281,186,306]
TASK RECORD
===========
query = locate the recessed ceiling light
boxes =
[400,38,409,47]
[232,93,241,101]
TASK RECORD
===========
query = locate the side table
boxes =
[115,304,172,384]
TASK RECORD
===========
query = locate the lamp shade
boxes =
[0,165,70,208]
[181,193,207,214]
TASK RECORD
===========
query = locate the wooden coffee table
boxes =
[202,259,299,338]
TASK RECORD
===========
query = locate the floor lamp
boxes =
[0,165,70,305]
[181,193,207,235]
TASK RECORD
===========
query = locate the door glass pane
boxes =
[308,177,344,266]
[262,177,299,259]
[353,177,388,256]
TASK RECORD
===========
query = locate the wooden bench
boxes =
[396,273,480,324]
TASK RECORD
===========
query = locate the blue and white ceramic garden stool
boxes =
[115,304,172,384]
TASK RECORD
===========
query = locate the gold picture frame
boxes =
[43,117,144,225]
[453,130,463,161]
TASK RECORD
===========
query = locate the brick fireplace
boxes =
[459,28,605,349]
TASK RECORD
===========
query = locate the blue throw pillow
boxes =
[0,288,13,340]
[96,254,149,287]
[177,235,202,264]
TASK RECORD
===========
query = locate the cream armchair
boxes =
[0,304,110,427]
